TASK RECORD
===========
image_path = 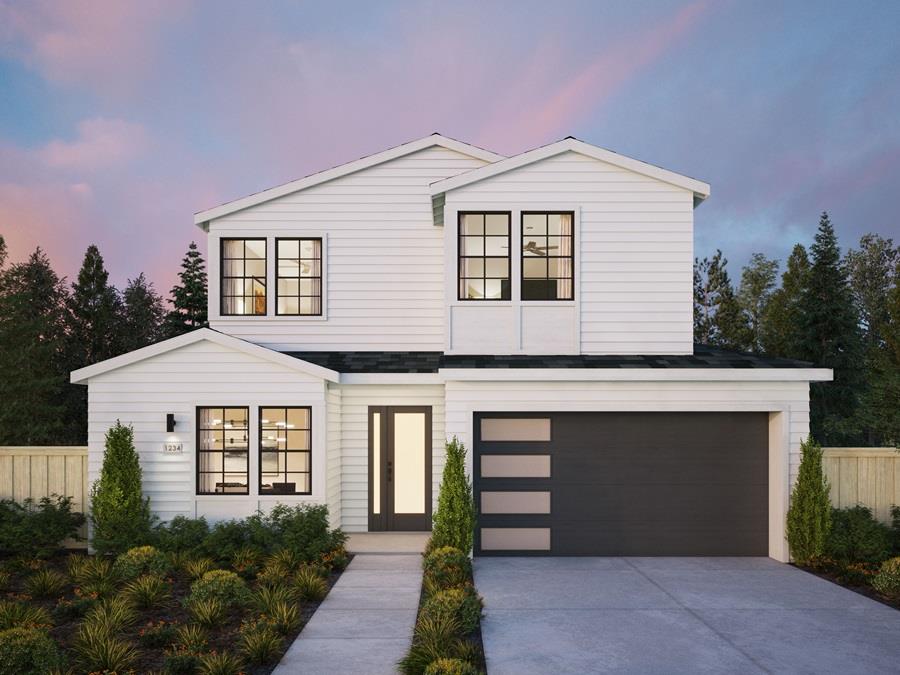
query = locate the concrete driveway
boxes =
[474,557,900,674]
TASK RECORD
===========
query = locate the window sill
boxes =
[211,314,329,322]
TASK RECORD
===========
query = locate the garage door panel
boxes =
[474,411,768,556]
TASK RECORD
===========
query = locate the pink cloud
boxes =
[0,0,187,96]
[478,0,715,150]
[38,117,148,171]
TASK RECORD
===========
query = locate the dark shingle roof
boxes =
[284,345,812,374]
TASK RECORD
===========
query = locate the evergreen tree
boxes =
[165,241,208,337]
[863,257,900,445]
[845,234,897,352]
[0,235,6,269]
[430,437,475,555]
[739,253,779,353]
[0,249,71,444]
[786,437,831,564]
[799,213,865,445]
[693,250,750,350]
[761,244,810,358]
[122,273,166,351]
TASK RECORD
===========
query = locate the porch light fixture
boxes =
[166,414,177,433]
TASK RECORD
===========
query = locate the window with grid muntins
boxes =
[521,212,575,300]
[221,239,266,315]
[458,212,511,300]
[197,407,249,494]
[276,238,322,315]
[259,407,312,494]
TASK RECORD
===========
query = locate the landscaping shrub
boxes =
[154,515,210,553]
[198,650,245,675]
[252,584,297,615]
[189,569,251,607]
[399,613,466,675]
[239,618,283,664]
[188,597,226,628]
[231,545,261,578]
[420,586,483,636]
[175,623,208,652]
[0,495,84,558]
[0,570,9,591]
[72,555,114,586]
[124,574,171,609]
[24,568,67,599]
[423,546,471,592]
[430,437,476,555]
[786,437,831,564]
[137,619,178,648]
[0,627,65,674]
[265,503,347,562]
[872,556,900,598]
[113,544,170,579]
[266,599,301,635]
[826,505,893,563]
[294,565,329,601]
[90,421,156,554]
[424,657,479,675]
[72,622,138,673]
[200,519,261,564]
[82,596,138,635]
[53,595,96,622]
[164,646,203,674]
[891,505,900,554]
[184,556,215,580]
[0,601,52,630]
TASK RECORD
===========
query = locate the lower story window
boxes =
[260,407,311,494]
[197,407,249,494]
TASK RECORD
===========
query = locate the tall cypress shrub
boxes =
[90,421,154,554]
[786,437,831,564]
[431,437,475,555]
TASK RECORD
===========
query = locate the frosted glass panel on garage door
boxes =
[481,418,551,441]
[393,412,426,514]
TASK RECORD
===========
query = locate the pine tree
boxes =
[122,273,166,351]
[761,244,810,358]
[863,257,900,445]
[0,235,6,269]
[0,249,71,444]
[165,241,208,337]
[430,437,475,555]
[799,213,865,445]
[90,421,155,554]
[786,437,831,564]
[845,234,897,352]
[693,255,717,344]
[739,253,779,353]
[693,250,751,350]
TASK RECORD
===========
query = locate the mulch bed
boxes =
[793,563,900,612]
[2,551,350,674]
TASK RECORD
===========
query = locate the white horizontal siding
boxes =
[446,150,695,355]
[208,146,488,351]
[336,384,445,533]
[326,386,342,529]
[85,340,328,525]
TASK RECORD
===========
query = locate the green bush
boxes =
[164,646,202,674]
[399,614,466,675]
[184,557,215,580]
[90,421,156,554]
[72,622,138,673]
[137,619,178,648]
[188,569,251,607]
[294,566,329,601]
[155,516,210,553]
[826,505,893,563]
[0,496,85,558]
[786,438,831,564]
[423,547,471,592]
[175,623,208,652]
[82,596,138,635]
[891,505,900,554]
[431,437,475,555]
[187,597,225,628]
[420,586,483,636]
[113,545,170,579]
[24,569,67,599]
[198,650,245,675]
[0,627,65,674]
[266,599,301,635]
[124,574,171,609]
[424,657,479,675]
[872,556,900,597]
[0,601,52,630]
[239,618,283,664]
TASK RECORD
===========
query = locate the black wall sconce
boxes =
[166,414,177,433]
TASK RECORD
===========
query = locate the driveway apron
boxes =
[475,556,900,675]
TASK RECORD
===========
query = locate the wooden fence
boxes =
[823,448,900,523]
[0,447,89,546]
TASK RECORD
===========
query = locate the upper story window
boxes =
[277,238,322,315]
[221,239,266,315]
[458,212,511,301]
[522,212,574,300]
[197,407,249,494]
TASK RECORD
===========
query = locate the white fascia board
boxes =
[438,368,833,383]
[194,134,505,229]
[71,328,339,384]
[430,138,711,202]
[339,373,445,385]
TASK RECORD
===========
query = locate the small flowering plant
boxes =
[138,618,179,648]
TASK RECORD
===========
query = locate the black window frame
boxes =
[258,406,312,495]
[220,238,267,316]
[275,237,323,316]
[520,211,576,301]
[457,211,512,301]
[196,406,250,496]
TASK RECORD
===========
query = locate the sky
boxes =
[1,0,899,293]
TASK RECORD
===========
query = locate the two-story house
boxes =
[71,134,831,561]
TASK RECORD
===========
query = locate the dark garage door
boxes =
[474,412,768,556]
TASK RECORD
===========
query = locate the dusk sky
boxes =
[1,0,899,293]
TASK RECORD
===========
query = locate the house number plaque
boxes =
[163,443,184,454]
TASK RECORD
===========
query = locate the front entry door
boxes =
[368,406,432,531]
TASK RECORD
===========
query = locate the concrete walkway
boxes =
[273,554,422,675]
[475,556,900,675]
